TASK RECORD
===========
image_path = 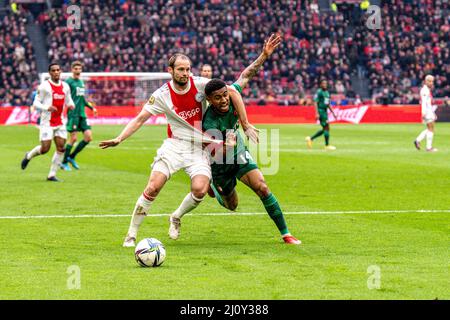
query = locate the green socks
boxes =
[261,193,289,235]
[324,130,330,146]
[63,144,73,164]
[70,140,89,159]
[311,129,324,140]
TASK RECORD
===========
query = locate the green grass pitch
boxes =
[0,124,448,300]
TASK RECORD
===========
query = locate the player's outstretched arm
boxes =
[228,87,260,143]
[234,33,282,89]
[99,108,151,149]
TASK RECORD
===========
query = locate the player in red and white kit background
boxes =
[414,74,438,152]
[21,63,75,181]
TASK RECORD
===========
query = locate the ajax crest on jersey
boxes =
[195,92,205,102]
[134,238,166,267]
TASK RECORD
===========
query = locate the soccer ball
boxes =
[134,238,166,267]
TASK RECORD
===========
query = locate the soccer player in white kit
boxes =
[21,63,75,181]
[99,53,257,247]
[414,75,438,152]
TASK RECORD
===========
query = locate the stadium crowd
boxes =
[0,9,38,106]
[0,0,449,107]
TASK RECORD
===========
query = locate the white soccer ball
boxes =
[134,238,166,267]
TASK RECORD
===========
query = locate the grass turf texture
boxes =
[0,124,448,300]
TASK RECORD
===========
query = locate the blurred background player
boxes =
[61,61,98,171]
[21,63,75,181]
[200,64,213,79]
[305,79,337,150]
[202,79,301,245]
[414,75,438,152]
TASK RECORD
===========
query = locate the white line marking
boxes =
[0,210,448,220]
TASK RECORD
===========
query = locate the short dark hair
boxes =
[205,78,227,96]
[48,62,60,72]
[71,60,83,68]
[168,53,191,68]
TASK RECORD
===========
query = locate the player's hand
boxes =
[242,123,260,144]
[315,113,320,121]
[263,33,282,57]
[48,106,57,112]
[99,138,121,149]
[93,108,98,117]
[225,131,237,147]
[67,104,75,110]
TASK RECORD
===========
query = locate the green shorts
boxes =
[319,110,328,127]
[67,116,91,133]
[211,150,258,196]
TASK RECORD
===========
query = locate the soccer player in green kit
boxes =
[202,79,301,245]
[305,79,337,150]
[61,61,98,170]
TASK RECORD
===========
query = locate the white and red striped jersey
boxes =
[420,85,434,116]
[143,76,210,140]
[33,79,74,127]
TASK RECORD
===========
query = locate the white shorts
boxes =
[151,138,211,180]
[423,113,437,124]
[39,125,67,141]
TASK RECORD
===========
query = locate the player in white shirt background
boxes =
[21,63,75,181]
[99,53,258,247]
[414,75,438,152]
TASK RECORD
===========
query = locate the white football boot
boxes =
[168,215,181,240]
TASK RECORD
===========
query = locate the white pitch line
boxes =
[0,210,448,220]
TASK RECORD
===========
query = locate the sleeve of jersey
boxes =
[64,83,75,107]
[193,76,211,93]
[33,83,48,111]
[313,92,320,103]
[143,91,165,115]
[231,83,243,94]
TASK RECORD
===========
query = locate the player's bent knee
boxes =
[258,182,271,198]
[144,184,162,199]
[191,188,207,200]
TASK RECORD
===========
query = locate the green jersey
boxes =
[65,77,92,118]
[202,83,247,166]
[314,88,331,111]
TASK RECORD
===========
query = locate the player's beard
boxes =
[173,76,189,87]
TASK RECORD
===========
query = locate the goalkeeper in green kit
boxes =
[61,61,98,171]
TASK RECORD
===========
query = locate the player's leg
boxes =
[168,174,210,240]
[124,170,168,247]
[425,121,437,152]
[21,126,52,170]
[68,119,93,167]
[239,168,301,244]
[48,134,66,181]
[415,124,427,150]
[210,173,239,210]
[323,124,336,150]
[306,124,324,148]
[61,131,77,171]
[169,148,211,240]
